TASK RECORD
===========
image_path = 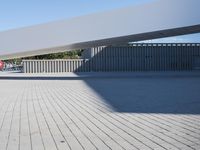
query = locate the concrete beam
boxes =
[0,0,200,60]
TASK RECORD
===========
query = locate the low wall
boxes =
[23,44,200,73]
[22,59,90,73]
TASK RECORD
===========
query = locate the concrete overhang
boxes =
[0,0,200,60]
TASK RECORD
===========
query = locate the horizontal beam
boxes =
[0,0,200,60]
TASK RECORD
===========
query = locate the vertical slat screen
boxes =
[22,44,200,73]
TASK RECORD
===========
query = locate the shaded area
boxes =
[73,45,200,114]
[1,72,200,114]
[84,77,200,114]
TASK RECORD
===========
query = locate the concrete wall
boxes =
[23,43,200,73]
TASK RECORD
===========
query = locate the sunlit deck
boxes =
[0,72,200,150]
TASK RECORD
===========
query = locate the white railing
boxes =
[22,59,90,73]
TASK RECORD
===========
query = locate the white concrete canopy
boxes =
[0,0,200,60]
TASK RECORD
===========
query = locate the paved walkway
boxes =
[0,73,200,150]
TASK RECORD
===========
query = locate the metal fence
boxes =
[22,43,200,73]
[88,44,200,72]
[22,59,90,73]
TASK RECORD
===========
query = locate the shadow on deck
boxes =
[1,72,200,114]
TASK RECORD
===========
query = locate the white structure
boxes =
[0,0,200,60]
[22,44,200,73]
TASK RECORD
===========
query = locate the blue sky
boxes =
[0,0,199,42]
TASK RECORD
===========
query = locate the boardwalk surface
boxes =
[0,73,200,150]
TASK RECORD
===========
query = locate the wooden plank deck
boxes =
[0,75,200,150]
